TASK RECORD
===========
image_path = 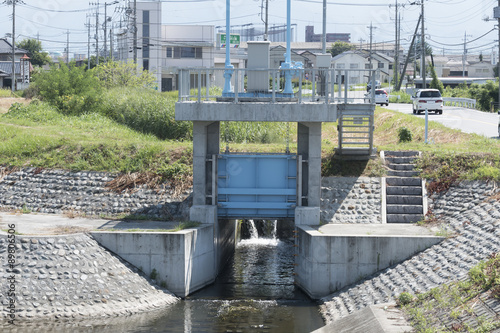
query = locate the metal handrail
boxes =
[442,97,476,109]
[176,67,380,104]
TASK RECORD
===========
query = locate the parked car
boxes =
[364,89,389,106]
[412,89,443,114]
[367,80,381,92]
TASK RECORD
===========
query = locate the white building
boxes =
[116,1,162,90]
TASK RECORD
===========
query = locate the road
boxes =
[384,103,499,139]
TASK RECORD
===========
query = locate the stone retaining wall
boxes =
[0,168,191,220]
[0,169,382,225]
[0,233,178,321]
[320,177,382,224]
[320,181,500,324]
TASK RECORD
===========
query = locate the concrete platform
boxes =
[295,223,444,299]
[0,212,182,235]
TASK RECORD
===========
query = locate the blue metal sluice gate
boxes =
[217,154,299,218]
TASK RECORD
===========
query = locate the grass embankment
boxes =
[400,254,500,332]
[1,97,499,183]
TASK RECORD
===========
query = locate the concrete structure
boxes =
[296,224,444,299]
[305,26,350,43]
[91,220,236,297]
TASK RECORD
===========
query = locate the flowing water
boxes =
[4,220,324,332]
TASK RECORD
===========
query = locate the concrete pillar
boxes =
[190,121,219,223]
[297,122,322,207]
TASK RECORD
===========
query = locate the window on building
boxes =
[378,63,384,69]
[336,63,345,69]
[350,63,359,69]
[143,25,150,38]
[143,11,150,24]
[143,59,149,71]
[172,47,202,59]
[365,63,372,69]
[166,47,172,58]
[389,64,393,70]
[143,38,150,58]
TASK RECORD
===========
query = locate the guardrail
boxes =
[443,97,476,109]
[177,67,380,105]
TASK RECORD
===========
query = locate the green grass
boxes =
[401,255,500,332]
[0,89,12,97]
[0,101,191,176]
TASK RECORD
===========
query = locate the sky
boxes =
[0,0,498,59]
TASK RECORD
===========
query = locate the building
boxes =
[0,38,31,90]
[305,26,350,43]
[116,1,162,90]
[331,50,393,85]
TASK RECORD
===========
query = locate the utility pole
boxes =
[322,0,326,53]
[396,14,421,91]
[89,1,100,64]
[110,28,113,59]
[66,30,70,65]
[358,38,365,50]
[133,0,137,63]
[6,0,19,92]
[421,0,425,88]
[390,0,404,91]
[104,2,108,60]
[497,0,500,111]
[462,31,472,77]
[367,22,377,69]
[86,17,91,68]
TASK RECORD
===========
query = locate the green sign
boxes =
[220,34,240,46]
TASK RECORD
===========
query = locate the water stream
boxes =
[4,220,324,332]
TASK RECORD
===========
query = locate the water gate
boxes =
[217,154,299,218]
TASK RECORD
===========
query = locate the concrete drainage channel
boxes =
[1,162,498,331]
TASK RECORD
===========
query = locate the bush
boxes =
[100,87,192,140]
[398,292,414,306]
[221,121,288,144]
[398,127,413,143]
[31,62,102,115]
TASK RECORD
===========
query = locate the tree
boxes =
[16,38,50,67]
[328,41,356,58]
[429,65,444,93]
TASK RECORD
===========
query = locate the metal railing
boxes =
[177,67,380,105]
[442,97,476,109]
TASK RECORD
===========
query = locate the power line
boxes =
[428,28,496,46]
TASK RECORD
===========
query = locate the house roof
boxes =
[0,61,21,75]
[0,38,27,55]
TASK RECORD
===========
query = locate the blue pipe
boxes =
[223,0,234,95]
[282,0,293,95]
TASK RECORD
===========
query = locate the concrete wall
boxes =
[295,225,444,299]
[91,219,236,298]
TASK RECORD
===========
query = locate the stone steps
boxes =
[383,151,424,224]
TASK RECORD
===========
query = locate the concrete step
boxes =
[387,163,415,171]
[384,150,420,157]
[386,195,423,205]
[387,170,420,177]
[386,186,422,196]
[386,214,424,223]
[386,204,423,215]
[385,157,417,164]
[386,177,421,187]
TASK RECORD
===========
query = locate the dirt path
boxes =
[0,97,29,114]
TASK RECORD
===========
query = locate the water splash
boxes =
[240,220,279,246]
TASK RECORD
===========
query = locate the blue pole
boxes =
[223,0,234,95]
[281,0,293,95]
